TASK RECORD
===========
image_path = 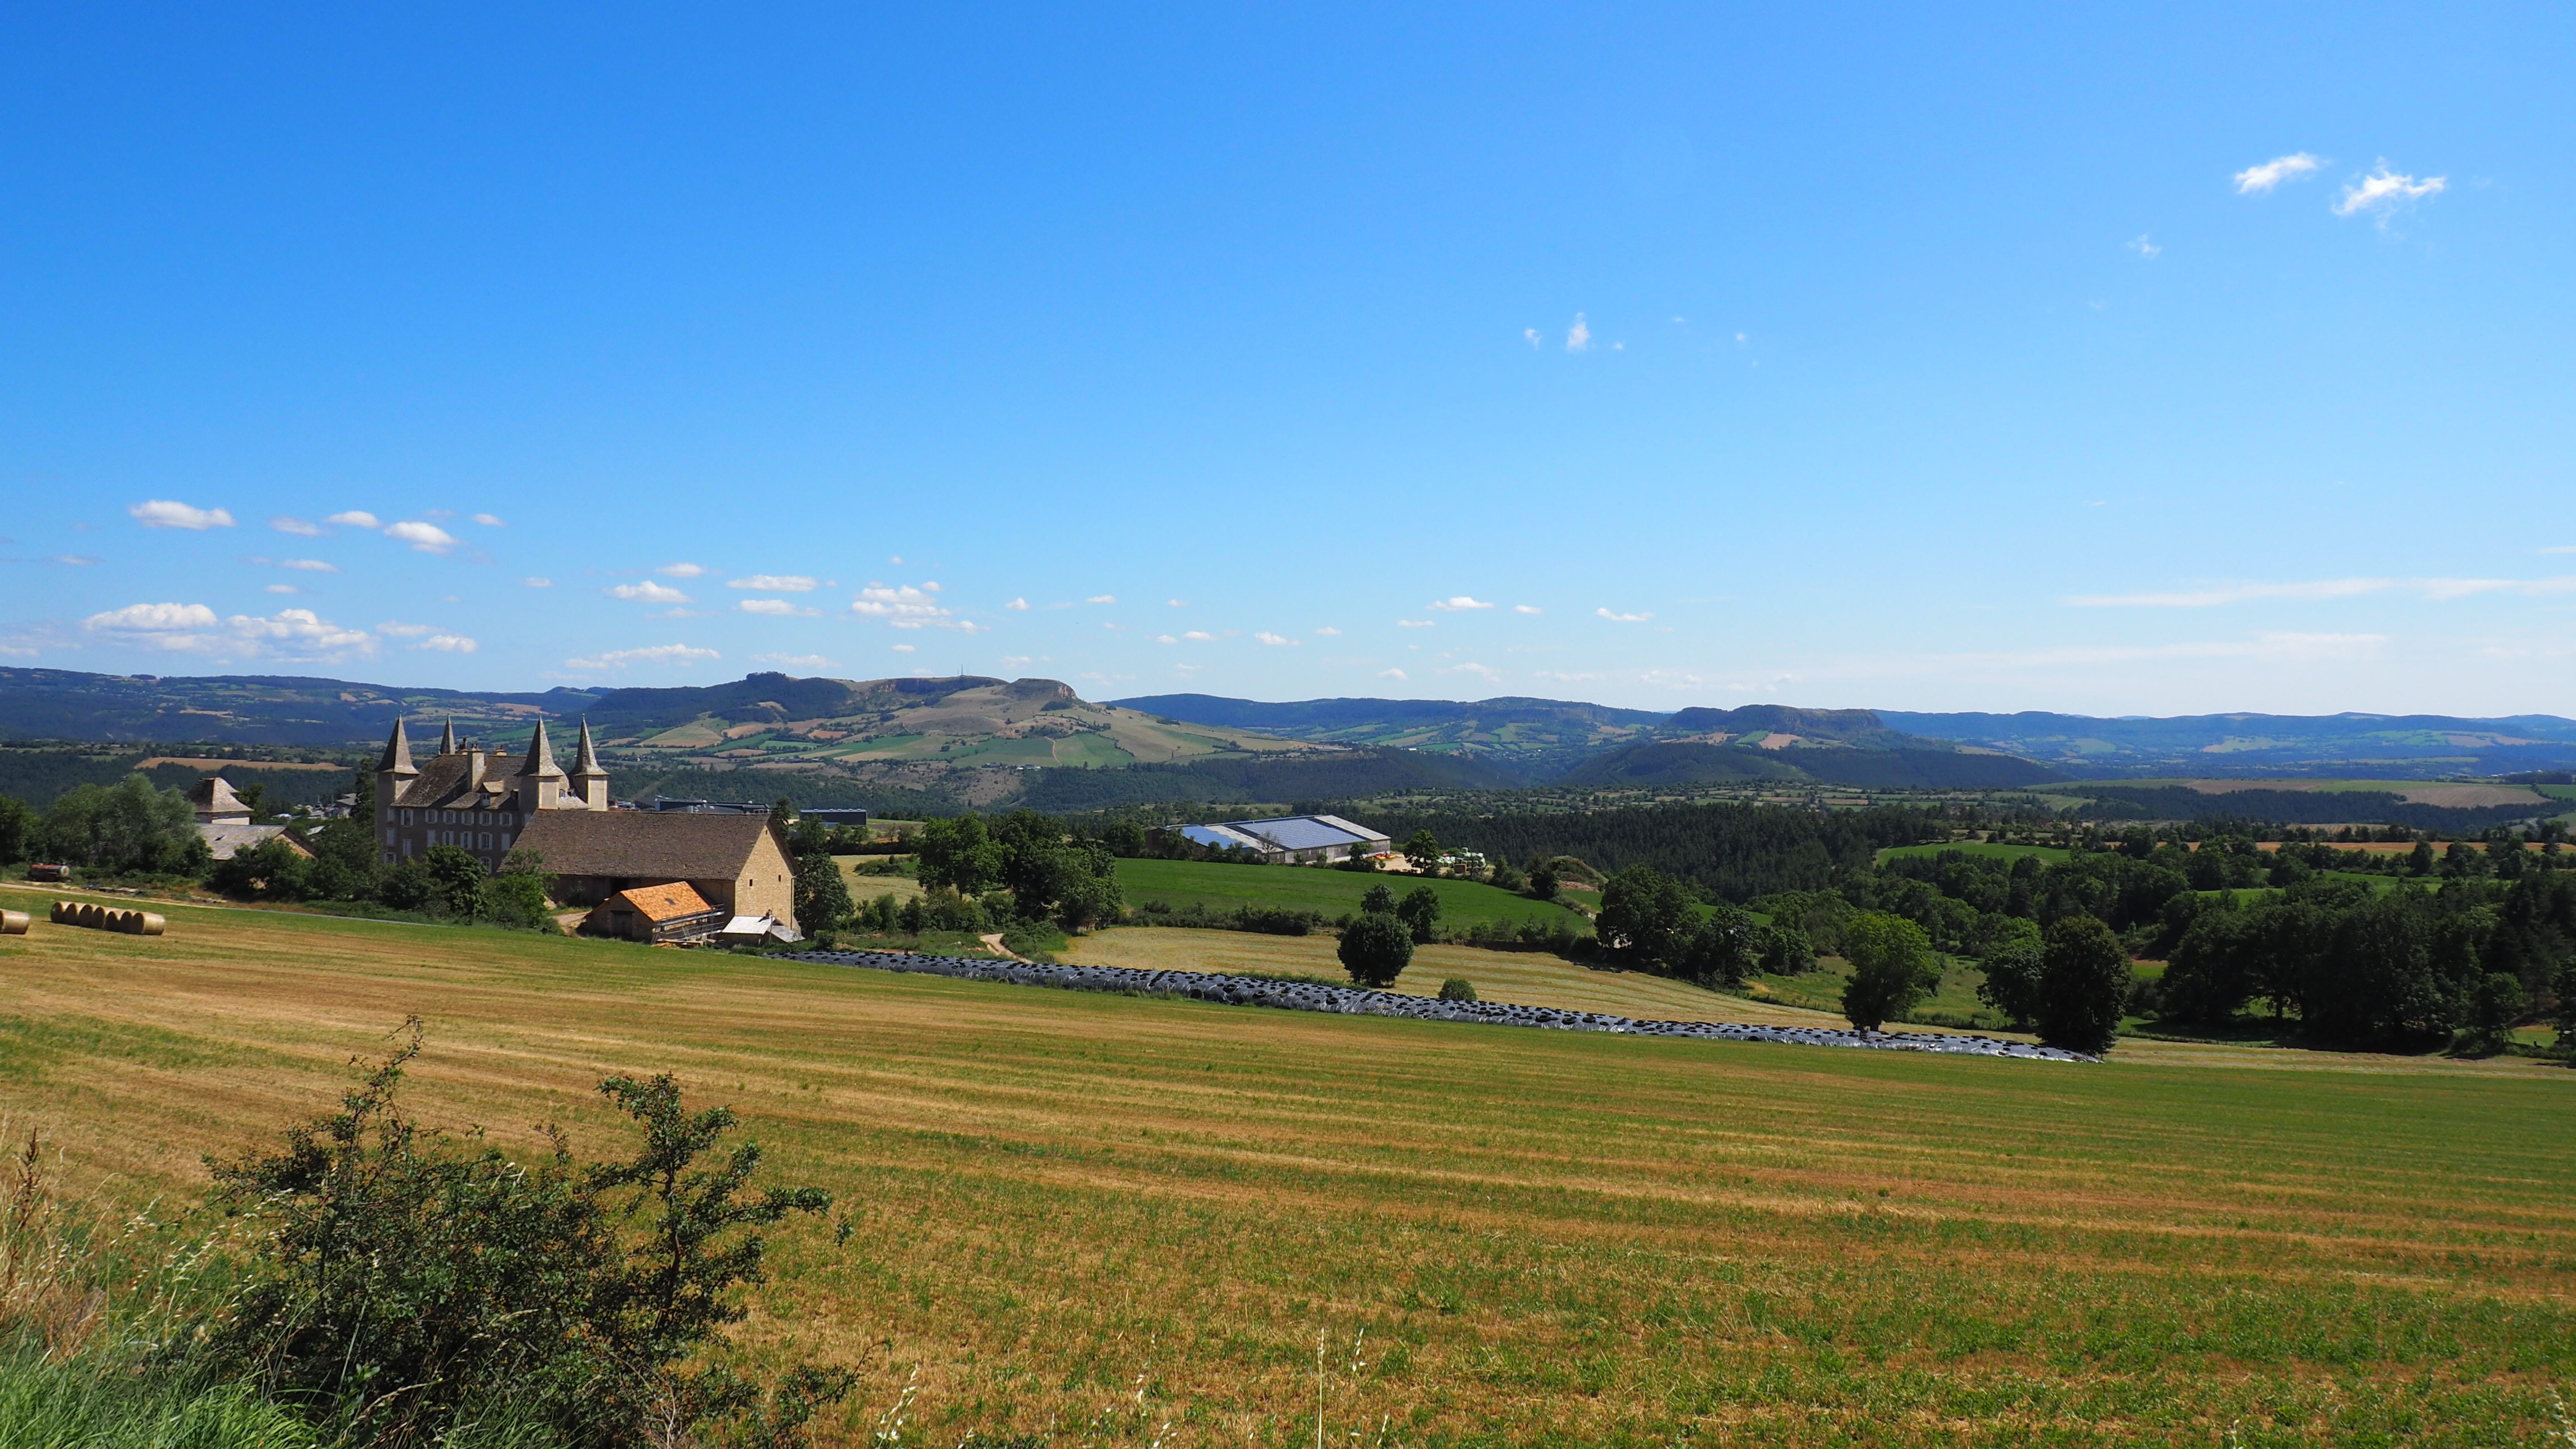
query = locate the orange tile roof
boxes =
[611,880,717,923]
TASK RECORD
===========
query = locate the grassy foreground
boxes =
[3,882,2574,1447]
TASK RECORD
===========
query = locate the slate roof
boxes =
[514,810,781,880]
[609,880,719,923]
[199,822,309,861]
[188,776,250,820]
[391,755,510,809]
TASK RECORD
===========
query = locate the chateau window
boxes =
[401,809,413,825]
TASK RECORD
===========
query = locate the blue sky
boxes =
[3,4,2570,717]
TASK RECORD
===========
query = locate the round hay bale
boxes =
[76,903,104,929]
[0,910,27,935]
[129,912,165,936]
[50,901,72,924]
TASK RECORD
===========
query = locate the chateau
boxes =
[372,717,799,936]
[374,716,609,869]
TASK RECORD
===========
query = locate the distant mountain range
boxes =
[6,668,2574,816]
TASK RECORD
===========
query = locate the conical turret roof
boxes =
[517,719,566,779]
[376,717,419,776]
[571,718,607,778]
[437,720,457,754]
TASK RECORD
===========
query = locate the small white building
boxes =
[190,775,310,862]
[1176,815,1390,865]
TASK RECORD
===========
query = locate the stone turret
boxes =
[437,719,457,755]
[513,718,567,814]
[569,718,609,810]
[373,718,419,853]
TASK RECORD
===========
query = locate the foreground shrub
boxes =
[1437,978,1478,1002]
[202,1021,853,1449]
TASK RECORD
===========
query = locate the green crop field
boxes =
[1112,857,1580,928]
[1876,842,2071,866]
[3,880,2573,1446]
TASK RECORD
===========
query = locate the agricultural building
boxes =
[1177,814,1390,865]
[190,774,310,862]
[514,808,799,938]
[584,881,728,944]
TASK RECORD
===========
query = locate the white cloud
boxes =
[738,598,818,616]
[264,583,299,594]
[54,555,98,566]
[2128,234,2161,259]
[1596,607,1653,622]
[1565,314,1590,353]
[1314,626,1342,636]
[851,583,951,627]
[271,515,321,536]
[563,643,720,669]
[728,574,817,591]
[2414,576,2576,600]
[2334,164,2446,219]
[418,634,477,652]
[385,520,459,553]
[1183,630,1216,641]
[376,622,436,636]
[754,652,832,668]
[280,558,338,572]
[1155,634,1179,645]
[1255,632,1299,646]
[659,562,707,578]
[86,602,376,661]
[1005,597,1030,610]
[129,500,234,531]
[523,576,553,588]
[1524,328,1541,348]
[1168,598,1186,607]
[609,581,693,603]
[2067,576,2576,607]
[2233,152,2322,195]
[1513,604,1542,615]
[891,643,916,653]
[2541,546,2576,555]
[1429,596,1495,611]
[1444,662,1501,682]
[324,510,381,529]
[920,581,941,591]
[1087,594,1117,604]
[472,513,504,527]
[1396,619,1434,628]
[1378,669,1407,680]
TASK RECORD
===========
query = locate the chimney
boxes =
[466,746,485,788]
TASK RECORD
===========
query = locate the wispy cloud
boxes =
[1005,597,1030,610]
[385,521,458,553]
[280,558,338,572]
[2233,152,2322,194]
[2127,234,2161,259]
[1183,631,1216,641]
[472,513,504,527]
[1378,668,1407,680]
[324,510,381,529]
[53,555,98,566]
[891,643,916,654]
[376,622,436,637]
[1255,632,1299,646]
[271,515,321,536]
[523,577,553,588]
[264,583,299,594]
[418,634,477,652]
[2067,578,2392,608]
[608,581,692,603]
[1513,604,1542,615]
[1155,634,1178,645]
[1523,328,1541,348]
[659,562,707,578]
[1428,596,1495,611]
[727,574,815,591]
[129,500,234,531]
[1444,662,1500,682]
[1314,626,1342,636]
[1168,598,1187,607]
[1565,314,1590,353]
[1396,619,1433,628]
[1087,594,1117,605]
[564,643,719,669]
[1596,607,1652,622]
[754,653,832,668]
[2334,163,2445,220]
[738,598,820,617]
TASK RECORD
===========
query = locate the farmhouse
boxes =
[514,809,799,937]
[1177,814,1390,865]
[190,774,310,862]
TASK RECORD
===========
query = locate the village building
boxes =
[190,775,310,862]
[586,880,729,944]
[371,716,799,939]
[1176,814,1390,865]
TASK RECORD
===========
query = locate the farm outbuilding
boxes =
[1176,815,1390,865]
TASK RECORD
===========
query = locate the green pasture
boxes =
[1112,856,1580,927]
[1876,841,2071,866]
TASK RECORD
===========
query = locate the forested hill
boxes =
[1879,710,2576,779]
[0,668,594,746]
[1357,800,1945,902]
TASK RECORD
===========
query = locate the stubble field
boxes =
[2,880,2572,1447]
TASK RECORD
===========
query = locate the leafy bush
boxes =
[201,1022,853,1449]
[1437,978,1478,1002]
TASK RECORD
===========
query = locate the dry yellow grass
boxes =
[3,880,2573,1446]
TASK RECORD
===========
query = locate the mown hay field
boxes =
[2,880,2572,1447]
